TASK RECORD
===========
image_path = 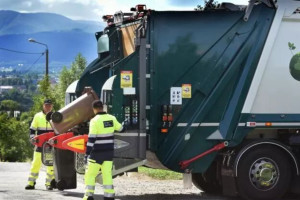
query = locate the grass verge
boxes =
[138,166,183,180]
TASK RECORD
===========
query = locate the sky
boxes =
[0,0,249,21]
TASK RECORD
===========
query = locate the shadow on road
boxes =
[58,191,104,199]
[40,190,299,200]
[59,191,84,198]
[117,194,240,200]
[55,191,239,200]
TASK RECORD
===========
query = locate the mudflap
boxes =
[221,167,238,197]
[53,148,77,190]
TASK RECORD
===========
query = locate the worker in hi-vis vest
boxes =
[25,99,55,190]
[83,100,123,200]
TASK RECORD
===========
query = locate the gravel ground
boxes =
[113,173,204,200]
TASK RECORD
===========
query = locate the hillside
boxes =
[0,10,104,73]
[0,30,98,73]
[0,10,101,35]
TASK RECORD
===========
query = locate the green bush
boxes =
[0,113,33,162]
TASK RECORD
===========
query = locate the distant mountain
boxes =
[0,10,102,35]
[0,30,98,73]
[0,10,105,73]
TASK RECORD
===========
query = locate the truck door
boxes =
[101,76,146,160]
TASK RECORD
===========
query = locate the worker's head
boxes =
[43,99,53,114]
[92,100,103,114]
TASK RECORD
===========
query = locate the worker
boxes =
[25,99,55,190]
[83,100,123,200]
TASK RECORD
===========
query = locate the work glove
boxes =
[29,135,36,145]
[122,119,126,125]
[121,119,129,132]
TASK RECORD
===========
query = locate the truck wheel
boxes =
[237,146,292,200]
[192,162,222,194]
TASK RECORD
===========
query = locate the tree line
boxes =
[0,53,87,162]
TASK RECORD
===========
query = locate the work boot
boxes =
[50,179,57,189]
[25,181,36,190]
[46,185,53,190]
[103,197,114,200]
[87,197,94,200]
[25,184,35,190]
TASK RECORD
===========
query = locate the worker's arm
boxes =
[113,116,123,132]
[29,114,38,139]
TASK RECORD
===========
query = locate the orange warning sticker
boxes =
[121,71,133,88]
[182,84,192,98]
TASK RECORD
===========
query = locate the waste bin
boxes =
[50,88,98,134]
[53,148,76,190]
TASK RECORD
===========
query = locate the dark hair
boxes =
[92,100,103,109]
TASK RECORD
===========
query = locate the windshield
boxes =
[97,34,109,54]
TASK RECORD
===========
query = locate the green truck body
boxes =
[55,1,300,199]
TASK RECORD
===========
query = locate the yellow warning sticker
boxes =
[182,84,192,98]
[121,70,133,88]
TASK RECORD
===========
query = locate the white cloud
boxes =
[96,0,250,15]
[74,0,93,6]
[22,1,33,7]
[0,0,250,21]
[39,0,69,3]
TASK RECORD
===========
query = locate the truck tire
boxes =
[236,146,292,200]
[192,162,222,194]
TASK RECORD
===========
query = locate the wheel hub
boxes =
[249,158,279,191]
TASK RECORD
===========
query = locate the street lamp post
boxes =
[28,38,49,76]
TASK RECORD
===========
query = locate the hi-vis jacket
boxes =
[30,111,53,152]
[86,112,123,164]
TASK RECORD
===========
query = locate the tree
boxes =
[54,53,87,107]
[30,53,87,113]
[0,99,20,117]
[195,0,219,11]
[70,53,87,81]
[1,100,20,111]
[0,113,33,161]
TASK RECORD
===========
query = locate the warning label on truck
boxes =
[121,71,133,88]
[170,87,182,105]
[182,84,192,98]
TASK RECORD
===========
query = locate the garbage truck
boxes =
[40,0,300,199]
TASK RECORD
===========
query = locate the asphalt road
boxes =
[0,162,298,200]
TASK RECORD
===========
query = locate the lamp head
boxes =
[28,38,36,42]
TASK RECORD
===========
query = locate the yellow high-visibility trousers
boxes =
[27,151,54,186]
[83,160,114,200]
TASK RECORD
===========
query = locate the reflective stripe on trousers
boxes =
[83,160,114,200]
[46,167,55,186]
[27,151,54,186]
